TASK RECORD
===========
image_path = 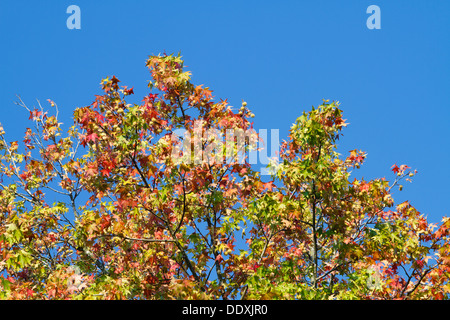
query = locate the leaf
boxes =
[85,133,99,144]
[29,109,43,120]
[1,278,11,292]
[263,181,275,192]
[391,164,400,174]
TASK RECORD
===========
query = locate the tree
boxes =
[0,54,449,300]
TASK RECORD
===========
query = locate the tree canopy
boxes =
[1,54,449,299]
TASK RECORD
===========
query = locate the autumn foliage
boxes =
[1,54,449,299]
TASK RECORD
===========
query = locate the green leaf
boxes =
[2,278,11,292]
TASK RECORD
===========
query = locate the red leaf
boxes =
[111,75,120,84]
[251,262,260,271]
[263,181,275,192]
[85,133,99,144]
[360,182,370,192]
[123,86,134,95]
[100,168,111,177]
[391,164,400,174]
[85,163,98,177]
[399,164,410,172]
[174,183,184,195]
[100,215,111,230]
[29,109,43,120]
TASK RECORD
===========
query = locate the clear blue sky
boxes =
[0,1,449,224]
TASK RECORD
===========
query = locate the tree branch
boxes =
[93,233,175,243]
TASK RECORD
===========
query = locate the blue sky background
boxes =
[0,0,449,224]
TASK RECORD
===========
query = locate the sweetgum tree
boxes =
[0,54,449,300]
